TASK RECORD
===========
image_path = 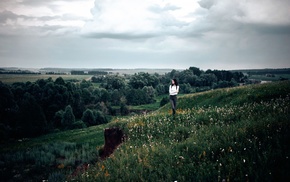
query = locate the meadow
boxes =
[85,81,290,181]
[0,81,289,181]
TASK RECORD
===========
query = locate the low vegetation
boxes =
[84,81,290,181]
[1,80,289,181]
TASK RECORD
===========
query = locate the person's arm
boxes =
[169,85,172,95]
[169,85,178,95]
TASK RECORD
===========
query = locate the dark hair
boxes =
[172,79,178,86]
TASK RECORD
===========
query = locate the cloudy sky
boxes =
[0,0,289,70]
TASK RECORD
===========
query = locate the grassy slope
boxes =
[84,81,290,181]
[0,125,106,181]
[1,81,289,181]
[0,124,106,153]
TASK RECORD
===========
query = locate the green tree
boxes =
[54,110,64,128]
[200,73,218,87]
[0,82,16,124]
[120,103,130,116]
[72,91,85,119]
[82,88,93,105]
[94,110,108,125]
[100,88,110,102]
[189,66,202,76]
[82,109,95,126]
[142,86,156,104]
[129,72,159,89]
[126,89,147,105]
[102,75,126,90]
[61,105,75,129]
[120,96,129,116]
[169,69,179,79]
[155,84,167,95]
[111,89,122,105]
[179,69,194,85]
[180,83,192,94]
[17,92,47,137]
[160,96,169,107]
[54,77,65,85]
[80,79,92,89]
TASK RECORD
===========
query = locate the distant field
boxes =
[0,74,92,84]
[108,68,173,75]
[249,74,290,81]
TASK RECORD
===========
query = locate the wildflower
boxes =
[105,170,110,177]
[57,163,65,169]
[179,156,185,160]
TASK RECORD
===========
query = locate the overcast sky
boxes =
[0,0,289,70]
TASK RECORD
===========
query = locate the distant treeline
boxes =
[45,72,68,75]
[233,68,290,75]
[71,70,108,75]
[0,71,40,74]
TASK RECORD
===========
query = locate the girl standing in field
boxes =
[169,79,179,115]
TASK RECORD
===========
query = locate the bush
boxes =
[160,96,169,107]
[70,120,87,129]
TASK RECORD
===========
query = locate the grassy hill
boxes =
[1,81,290,181]
[89,81,290,181]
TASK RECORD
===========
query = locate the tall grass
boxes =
[0,125,105,181]
[1,81,289,181]
[80,81,290,181]
[0,141,99,181]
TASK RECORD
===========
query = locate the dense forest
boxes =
[0,67,246,140]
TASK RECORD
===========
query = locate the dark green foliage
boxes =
[15,92,47,137]
[126,88,147,105]
[0,67,249,139]
[129,72,159,89]
[54,77,65,85]
[70,120,87,129]
[189,66,202,76]
[94,110,108,125]
[120,103,129,116]
[155,83,167,95]
[100,75,126,90]
[82,109,95,126]
[160,96,169,107]
[0,81,16,124]
[61,105,75,129]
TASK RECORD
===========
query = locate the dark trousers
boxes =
[170,95,177,115]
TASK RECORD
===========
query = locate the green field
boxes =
[1,81,289,181]
[248,74,290,81]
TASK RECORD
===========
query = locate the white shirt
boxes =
[169,85,179,95]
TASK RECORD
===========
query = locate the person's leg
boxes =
[170,96,175,115]
[170,95,177,115]
[172,96,177,115]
